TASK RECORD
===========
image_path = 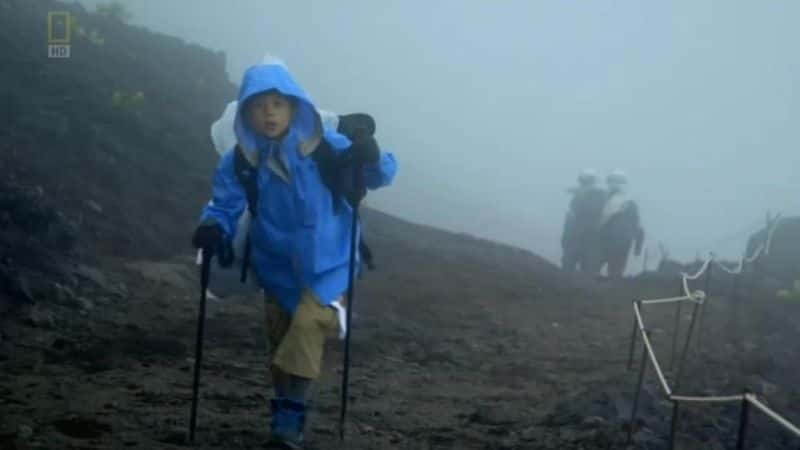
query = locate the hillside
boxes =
[1,0,234,260]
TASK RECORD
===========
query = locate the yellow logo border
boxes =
[47,11,71,44]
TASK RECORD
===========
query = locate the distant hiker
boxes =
[192,60,397,448]
[597,170,644,278]
[561,169,606,273]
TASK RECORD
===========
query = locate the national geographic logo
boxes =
[47,11,71,58]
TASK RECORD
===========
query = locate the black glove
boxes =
[350,135,381,165]
[192,224,223,250]
[338,113,376,139]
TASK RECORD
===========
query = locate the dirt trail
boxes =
[2,235,798,450]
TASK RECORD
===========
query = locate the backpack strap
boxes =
[233,144,259,217]
[232,144,258,282]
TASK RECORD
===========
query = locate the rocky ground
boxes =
[2,209,799,450]
[1,1,798,449]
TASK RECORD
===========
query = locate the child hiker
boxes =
[192,60,397,447]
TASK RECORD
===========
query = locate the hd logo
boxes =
[47,11,71,58]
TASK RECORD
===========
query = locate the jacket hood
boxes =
[233,63,322,163]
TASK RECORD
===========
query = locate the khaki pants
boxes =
[265,290,339,380]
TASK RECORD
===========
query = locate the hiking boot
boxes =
[269,398,306,449]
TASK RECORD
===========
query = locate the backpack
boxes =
[232,114,377,282]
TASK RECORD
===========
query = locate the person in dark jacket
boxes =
[561,169,607,273]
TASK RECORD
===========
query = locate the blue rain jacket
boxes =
[200,63,397,314]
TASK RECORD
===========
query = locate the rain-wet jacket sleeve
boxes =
[363,151,397,190]
[322,128,398,190]
[199,150,247,238]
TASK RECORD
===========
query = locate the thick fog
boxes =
[76,0,799,265]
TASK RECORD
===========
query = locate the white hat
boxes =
[578,168,599,185]
[607,169,628,186]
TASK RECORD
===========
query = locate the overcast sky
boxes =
[75,0,799,265]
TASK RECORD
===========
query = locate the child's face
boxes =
[246,91,293,139]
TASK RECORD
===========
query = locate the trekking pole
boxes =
[189,247,212,443]
[628,323,649,445]
[736,390,752,450]
[339,132,368,441]
[674,298,702,392]
[627,301,639,370]
[696,258,713,355]
[669,282,683,371]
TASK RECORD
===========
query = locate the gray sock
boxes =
[284,374,311,403]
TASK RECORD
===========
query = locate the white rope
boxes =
[670,394,744,403]
[632,303,800,440]
[681,276,706,302]
[714,258,744,275]
[682,275,693,299]
[708,218,776,275]
[744,244,765,264]
[713,242,766,275]
[746,394,800,438]
[677,255,714,299]
[706,219,767,253]
[682,255,713,281]
[627,214,800,441]
[634,302,673,396]
[680,217,779,278]
[711,216,780,274]
[640,296,693,305]
[632,301,800,440]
